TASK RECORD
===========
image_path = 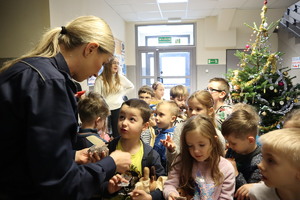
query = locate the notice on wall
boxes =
[291,56,300,69]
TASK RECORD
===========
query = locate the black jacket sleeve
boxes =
[0,58,117,200]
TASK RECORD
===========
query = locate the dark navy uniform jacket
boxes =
[0,53,116,200]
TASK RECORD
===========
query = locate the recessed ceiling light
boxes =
[157,0,188,3]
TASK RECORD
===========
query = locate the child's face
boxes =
[118,105,148,140]
[258,145,299,188]
[185,130,212,162]
[155,104,176,129]
[207,81,225,103]
[225,135,254,155]
[172,96,187,110]
[154,84,164,100]
[138,93,152,105]
[187,98,213,118]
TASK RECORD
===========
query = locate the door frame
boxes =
[136,46,196,96]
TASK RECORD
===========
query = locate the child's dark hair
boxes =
[78,91,110,123]
[122,98,152,123]
[138,85,154,97]
[222,109,259,139]
[173,115,224,189]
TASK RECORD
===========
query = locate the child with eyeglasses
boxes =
[207,77,233,130]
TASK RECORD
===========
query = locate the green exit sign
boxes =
[158,36,172,44]
[208,59,219,64]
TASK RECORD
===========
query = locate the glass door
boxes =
[138,48,195,99]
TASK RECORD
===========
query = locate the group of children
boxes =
[75,77,300,200]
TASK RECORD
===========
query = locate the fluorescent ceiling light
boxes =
[157,0,188,3]
[168,18,182,23]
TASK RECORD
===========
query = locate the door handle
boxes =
[157,77,163,83]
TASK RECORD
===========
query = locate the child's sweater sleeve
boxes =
[217,158,236,200]
[163,165,180,199]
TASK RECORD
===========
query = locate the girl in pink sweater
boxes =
[163,115,235,200]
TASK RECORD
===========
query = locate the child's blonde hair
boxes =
[156,100,180,117]
[283,109,300,128]
[259,128,300,168]
[174,115,224,190]
[187,90,216,126]
[78,91,110,123]
[170,85,189,99]
[152,81,163,91]
[222,109,259,139]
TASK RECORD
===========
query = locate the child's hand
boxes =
[235,183,255,200]
[226,158,239,176]
[129,189,152,200]
[149,114,157,127]
[161,135,176,153]
[168,192,180,200]
[108,174,128,194]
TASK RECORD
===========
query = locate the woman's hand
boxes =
[75,148,101,164]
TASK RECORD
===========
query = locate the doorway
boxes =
[137,48,195,99]
[136,23,196,99]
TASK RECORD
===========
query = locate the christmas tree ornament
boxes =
[269,86,274,90]
[279,101,284,105]
[278,81,284,86]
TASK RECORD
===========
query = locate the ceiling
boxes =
[104,0,299,22]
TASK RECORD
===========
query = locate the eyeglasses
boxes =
[206,87,224,93]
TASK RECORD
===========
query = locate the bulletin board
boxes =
[114,38,126,74]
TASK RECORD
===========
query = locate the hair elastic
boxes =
[60,26,67,34]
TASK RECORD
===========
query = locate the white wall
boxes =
[125,8,284,67]
[49,0,125,41]
[278,30,300,84]
[49,0,126,91]
[0,0,50,57]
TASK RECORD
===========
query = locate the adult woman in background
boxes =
[0,16,131,200]
[94,56,134,138]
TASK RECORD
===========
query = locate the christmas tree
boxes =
[226,0,300,134]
